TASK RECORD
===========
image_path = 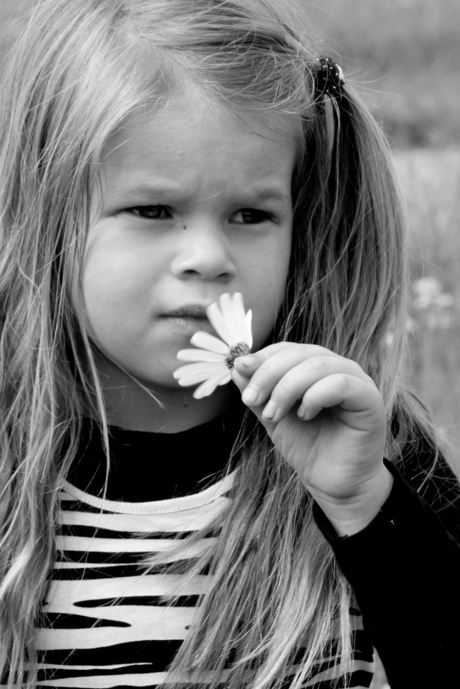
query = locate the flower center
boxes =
[225,342,251,369]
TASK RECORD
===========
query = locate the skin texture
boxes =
[80,98,295,432]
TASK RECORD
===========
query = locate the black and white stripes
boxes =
[36,473,374,688]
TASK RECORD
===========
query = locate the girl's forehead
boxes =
[104,95,302,164]
[98,100,299,206]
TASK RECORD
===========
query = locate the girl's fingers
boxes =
[236,351,370,422]
[235,342,335,378]
[298,373,384,429]
[235,346,347,400]
[231,367,252,395]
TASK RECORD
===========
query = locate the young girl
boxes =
[1,1,459,688]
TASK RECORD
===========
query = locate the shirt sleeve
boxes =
[313,457,460,689]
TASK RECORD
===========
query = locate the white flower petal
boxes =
[173,292,252,397]
[193,370,232,399]
[244,309,253,348]
[190,331,229,355]
[173,361,226,385]
[223,293,244,343]
[230,293,248,343]
[206,300,235,346]
[206,292,251,347]
[174,361,225,377]
[227,293,252,345]
[177,348,225,363]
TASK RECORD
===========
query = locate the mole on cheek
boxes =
[183,225,187,230]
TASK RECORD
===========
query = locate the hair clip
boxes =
[314,56,345,99]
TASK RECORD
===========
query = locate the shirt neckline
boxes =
[67,405,244,503]
[62,469,237,515]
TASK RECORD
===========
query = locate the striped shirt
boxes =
[35,417,375,688]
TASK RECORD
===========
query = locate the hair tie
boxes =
[314,57,345,99]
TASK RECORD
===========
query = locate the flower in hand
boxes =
[173,293,253,399]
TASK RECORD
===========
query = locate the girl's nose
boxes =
[170,223,236,282]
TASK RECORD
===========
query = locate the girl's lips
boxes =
[161,314,213,336]
[161,304,215,334]
[164,304,212,319]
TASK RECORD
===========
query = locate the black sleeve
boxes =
[313,454,460,689]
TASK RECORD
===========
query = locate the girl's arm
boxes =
[313,453,460,689]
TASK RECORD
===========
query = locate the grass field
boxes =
[396,149,460,452]
[302,0,460,148]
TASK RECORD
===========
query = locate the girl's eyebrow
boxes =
[110,184,290,204]
[246,189,290,204]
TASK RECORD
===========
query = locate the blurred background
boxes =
[1,1,459,685]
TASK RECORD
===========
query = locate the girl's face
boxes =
[81,98,297,395]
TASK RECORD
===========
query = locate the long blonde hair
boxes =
[0,0,440,687]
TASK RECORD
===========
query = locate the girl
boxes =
[0,1,459,688]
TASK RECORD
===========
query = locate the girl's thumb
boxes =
[231,366,251,394]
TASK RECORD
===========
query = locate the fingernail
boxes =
[242,386,259,404]
[236,355,255,368]
[297,404,307,420]
[262,401,277,421]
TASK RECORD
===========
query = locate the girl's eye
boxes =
[128,206,172,220]
[233,209,273,224]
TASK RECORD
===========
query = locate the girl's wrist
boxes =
[310,466,394,537]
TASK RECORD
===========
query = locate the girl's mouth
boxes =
[163,303,211,319]
[163,315,210,334]
[161,305,213,335]
[162,303,214,336]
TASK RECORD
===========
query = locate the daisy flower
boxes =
[173,292,253,399]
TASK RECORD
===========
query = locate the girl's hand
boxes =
[232,343,393,536]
